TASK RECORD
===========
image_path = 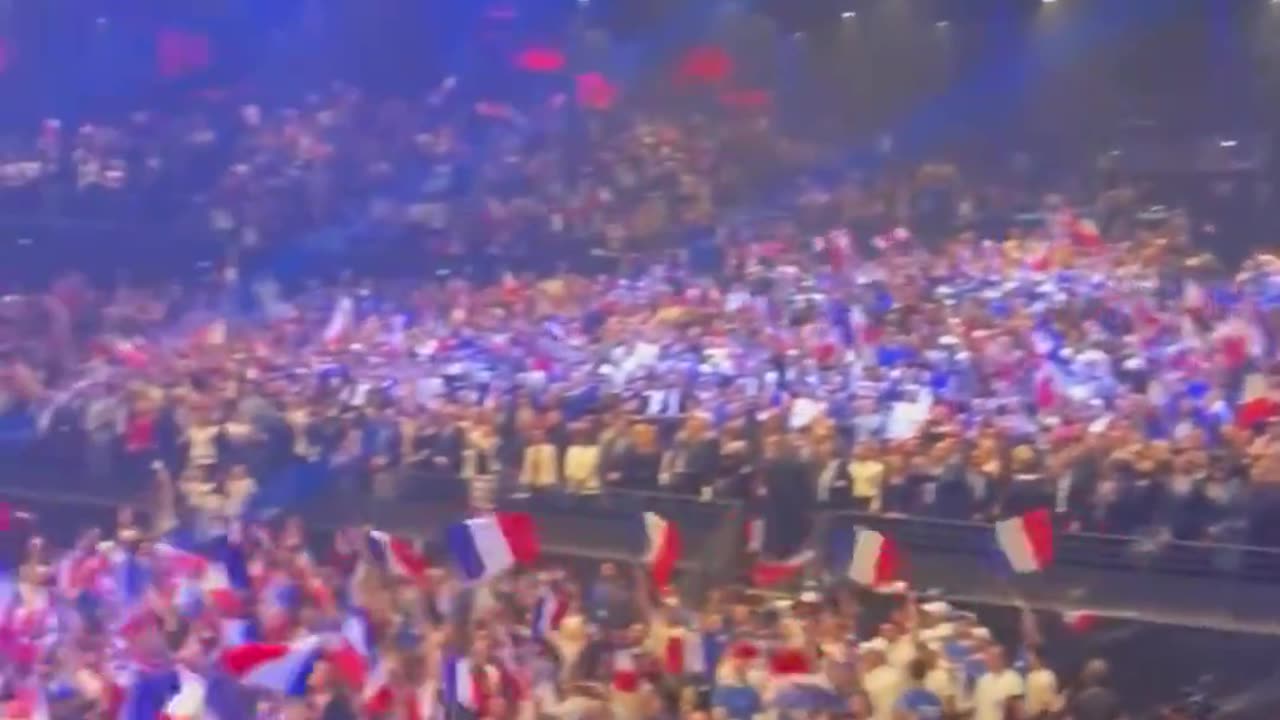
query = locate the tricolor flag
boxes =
[640,513,681,588]
[664,629,716,677]
[442,656,479,712]
[744,517,765,555]
[159,668,207,720]
[444,513,540,583]
[611,649,639,693]
[1212,315,1267,366]
[322,296,355,347]
[360,662,393,716]
[341,611,374,663]
[366,530,429,581]
[994,509,1054,574]
[327,612,374,692]
[828,527,899,587]
[1235,372,1280,430]
[219,618,258,647]
[750,550,815,588]
[194,561,244,617]
[530,592,567,639]
[1061,609,1099,633]
[220,637,324,696]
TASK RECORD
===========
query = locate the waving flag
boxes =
[219,617,258,647]
[751,550,815,588]
[360,662,393,716]
[530,592,567,639]
[107,545,149,604]
[322,296,355,347]
[664,629,717,677]
[366,530,429,581]
[445,513,540,583]
[994,509,1054,574]
[220,637,324,696]
[829,527,899,587]
[744,517,765,554]
[119,667,182,720]
[442,656,479,712]
[611,649,639,693]
[327,611,374,692]
[160,668,207,720]
[641,512,681,588]
[1062,609,1099,633]
[341,611,374,662]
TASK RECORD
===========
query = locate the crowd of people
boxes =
[3,174,1280,552]
[0,503,1135,720]
[0,49,1274,718]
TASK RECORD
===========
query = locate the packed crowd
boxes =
[0,504,1125,720]
[5,195,1280,552]
[0,41,1269,720]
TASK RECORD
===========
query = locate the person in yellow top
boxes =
[519,427,561,491]
[562,423,602,494]
[849,443,886,512]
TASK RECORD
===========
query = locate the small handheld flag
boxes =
[445,513,540,583]
[828,527,899,587]
[994,509,1054,574]
[641,513,681,588]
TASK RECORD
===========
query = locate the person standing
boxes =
[1066,659,1122,720]
[971,647,1024,720]
[895,658,944,719]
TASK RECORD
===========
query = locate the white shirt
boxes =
[863,664,905,720]
[972,669,1024,720]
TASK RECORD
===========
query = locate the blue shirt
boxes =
[711,684,762,720]
[896,686,945,719]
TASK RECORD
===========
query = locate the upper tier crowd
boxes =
[0,81,1278,559]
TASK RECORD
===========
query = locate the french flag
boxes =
[530,592,567,639]
[744,517,765,554]
[994,509,1054,574]
[220,637,324,696]
[322,296,355,347]
[829,527,899,587]
[198,562,243,616]
[366,530,429,581]
[641,512,681,588]
[751,550,815,588]
[219,618,258,647]
[611,650,639,693]
[160,668,207,720]
[442,656,479,712]
[327,612,374,692]
[664,630,715,677]
[208,531,252,595]
[444,513,540,583]
[360,663,393,716]
[341,611,375,663]
[1062,609,1100,633]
